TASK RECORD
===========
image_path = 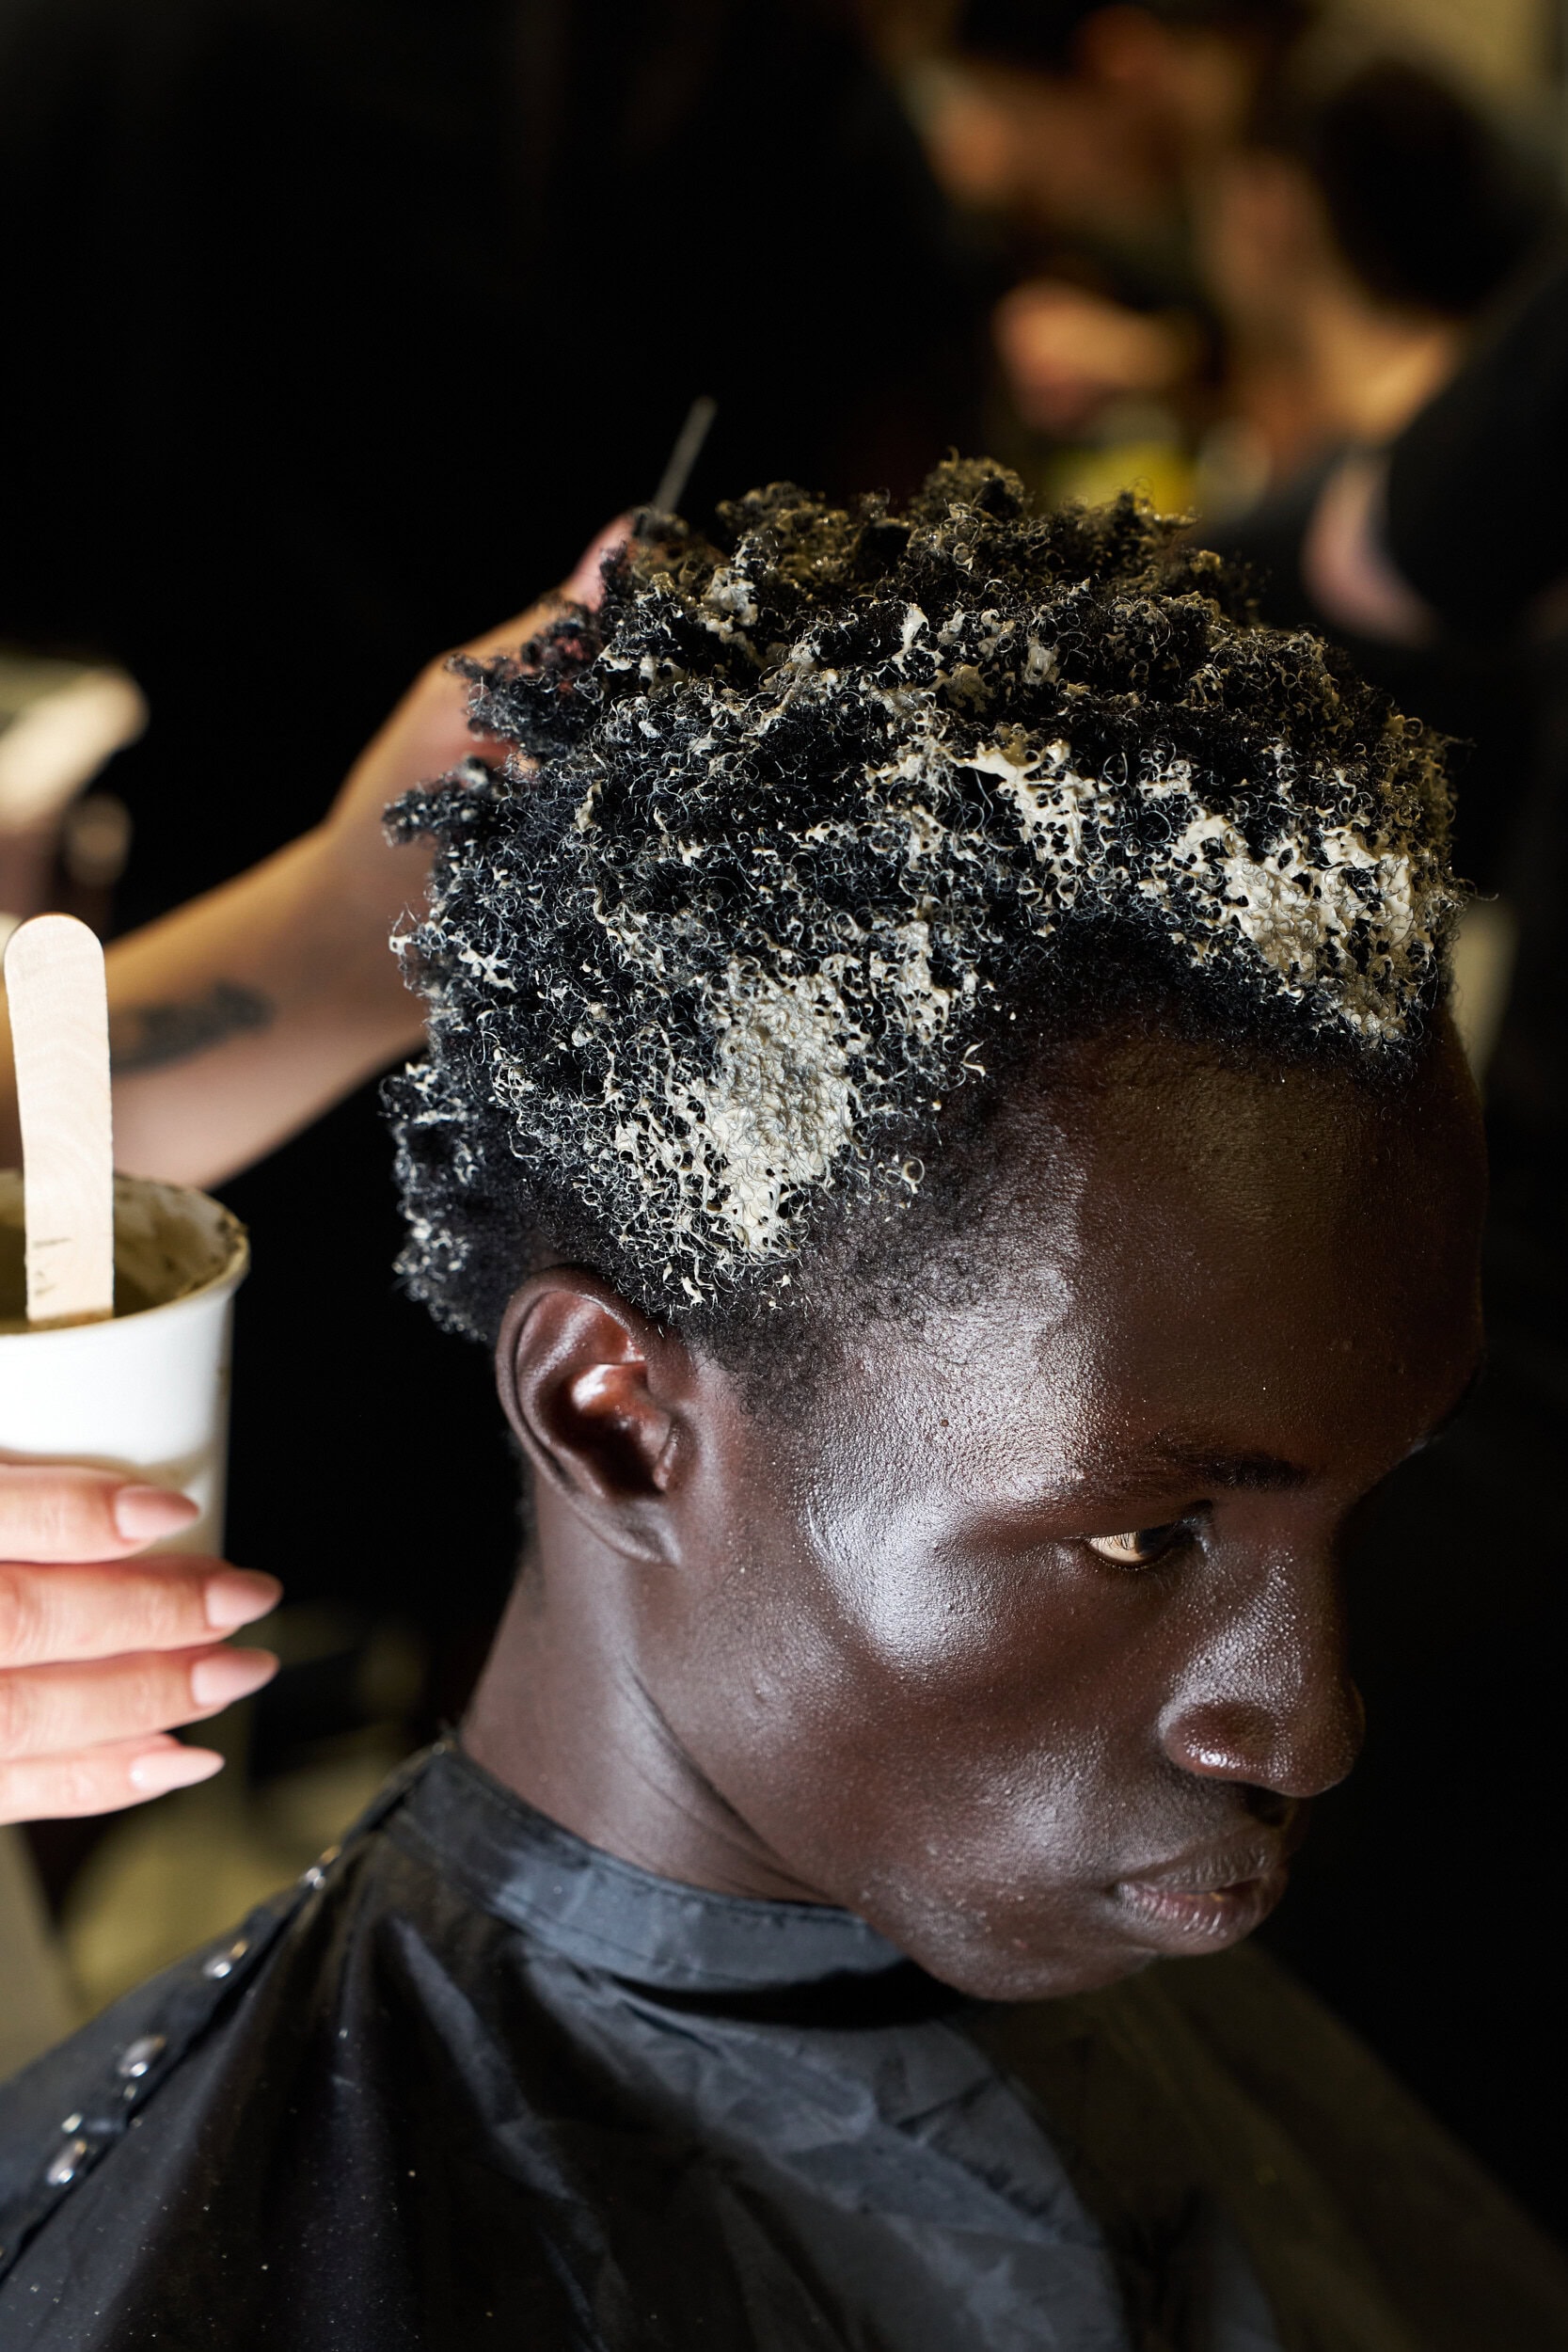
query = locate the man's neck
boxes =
[461,1487,829,1903]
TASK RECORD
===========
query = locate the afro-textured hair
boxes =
[385,460,1458,1348]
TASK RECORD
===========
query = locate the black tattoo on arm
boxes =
[110,981,276,1074]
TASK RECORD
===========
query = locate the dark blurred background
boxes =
[4,0,1568,2247]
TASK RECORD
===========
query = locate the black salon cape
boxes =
[2,1747,1564,2351]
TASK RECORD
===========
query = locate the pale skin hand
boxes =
[0,519,627,1186]
[0,1466,279,1824]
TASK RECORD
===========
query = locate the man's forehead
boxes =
[823,1059,1481,1473]
[825,1278,1481,1521]
[1004,1031,1475,1257]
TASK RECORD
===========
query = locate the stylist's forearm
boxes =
[102,824,428,1189]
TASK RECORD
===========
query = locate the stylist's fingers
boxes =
[454,514,635,669]
[0,1463,200,1564]
[0,1555,279,1668]
[327,516,638,854]
[0,1733,223,1825]
[560,512,634,612]
[0,1643,277,1763]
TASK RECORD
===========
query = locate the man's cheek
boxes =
[800,1503,1033,1681]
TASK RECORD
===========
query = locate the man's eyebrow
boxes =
[1135,1357,1488,1493]
[1140,1438,1312,1493]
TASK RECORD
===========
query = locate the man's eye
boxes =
[1085,1522,1185,1567]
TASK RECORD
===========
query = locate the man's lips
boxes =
[1110,1838,1295,1953]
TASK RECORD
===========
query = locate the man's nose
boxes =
[1158,1563,1366,1801]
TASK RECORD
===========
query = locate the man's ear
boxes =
[496,1273,693,1558]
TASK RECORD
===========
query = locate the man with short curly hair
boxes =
[2,466,1564,2348]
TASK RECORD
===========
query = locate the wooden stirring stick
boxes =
[3,914,114,1327]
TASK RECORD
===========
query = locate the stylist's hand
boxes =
[316,516,631,909]
[0,1465,278,1824]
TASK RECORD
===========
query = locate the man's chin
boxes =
[880,1852,1292,2001]
[958,1942,1164,2003]
[887,1908,1170,2005]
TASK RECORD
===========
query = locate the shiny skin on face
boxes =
[625,1031,1485,2002]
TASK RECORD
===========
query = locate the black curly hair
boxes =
[385,460,1457,1359]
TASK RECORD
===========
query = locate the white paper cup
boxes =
[0,1172,248,1552]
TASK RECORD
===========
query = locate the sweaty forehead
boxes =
[808,1025,1486,1482]
[1003,1027,1467,1283]
[1059,1039,1400,1238]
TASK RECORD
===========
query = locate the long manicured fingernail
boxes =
[128,1744,224,1795]
[189,1648,277,1708]
[114,1485,200,1543]
[204,1570,282,1632]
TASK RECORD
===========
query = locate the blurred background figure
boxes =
[1200,47,1557,909]
[1199,51,1551,477]
[910,0,1317,513]
[910,0,1557,521]
[6,0,1568,2251]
